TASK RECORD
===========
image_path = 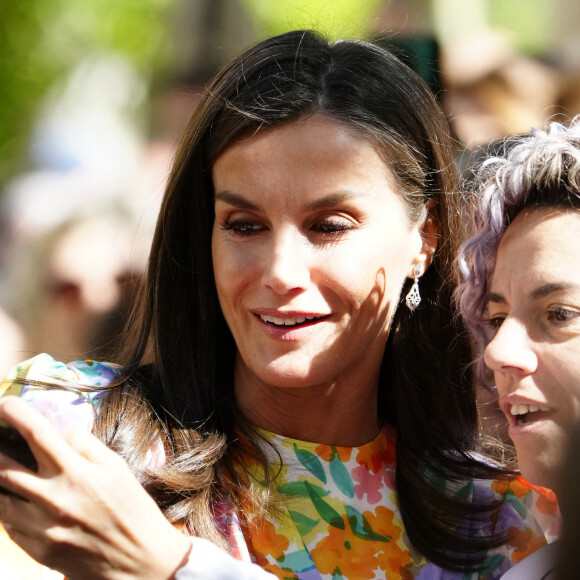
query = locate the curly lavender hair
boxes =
[456,117,580,383]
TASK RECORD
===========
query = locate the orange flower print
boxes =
[507,525,548,564]
[491,477,533,500]
[515,479,559,516]
[355,431,395,474]
[260,562,299,580]
[310,506,409,579]
[367,506,411,575]
[310,514,383,579]
[315,444,352,463]
[246,516,290,564]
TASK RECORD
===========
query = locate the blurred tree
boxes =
[0,0,174,187]
[241,0,383,38]
[487,0,553,56]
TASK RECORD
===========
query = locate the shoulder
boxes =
[472,476,561,574]
[487,476,560,538]
[0,353,122,432]
[500,541,560,579]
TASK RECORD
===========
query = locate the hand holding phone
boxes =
[0,396,192,580]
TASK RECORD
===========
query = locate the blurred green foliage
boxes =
[488,0,553,55]
[241,0,383,38]
[0,0,174,186]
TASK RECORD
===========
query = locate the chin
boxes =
[261,373,323,389]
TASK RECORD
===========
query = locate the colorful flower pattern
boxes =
[0,355,561,579]
[231,427,559,579]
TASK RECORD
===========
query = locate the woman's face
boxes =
[484,208,580,492]
[211,115,434,392]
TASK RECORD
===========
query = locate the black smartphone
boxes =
[0,424,38,472]
[0,422,38,498]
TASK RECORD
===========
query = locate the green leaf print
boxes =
[345,505,391,542]
[454,479,474,503]
[288,510,320,536]
[294,444,327,483]
[504,490,527,519]
[279,481,330,498]
[304,481,345,529]
[329,447,355,498]
[481,552,505,576]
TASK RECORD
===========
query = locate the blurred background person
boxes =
[0,209,148,363]
[0,307,25,381]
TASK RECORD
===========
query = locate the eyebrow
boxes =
[530,282,579,299]
[305,191,363,210]
[214,190,363,211]
[214,191,260,210]
[488,282,580,305]
[487,292,506,304]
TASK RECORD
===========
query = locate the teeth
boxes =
[260,314,319,326]
[510,404,549,416]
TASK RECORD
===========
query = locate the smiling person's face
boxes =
[484,208,580,492]
[211,115,435,397]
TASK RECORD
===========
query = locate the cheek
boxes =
[562,364,580,423]
[211,240,237,306]
[212,240,252,283]
[547,345,580,411]
[326,246,411,313]
[565,351,580,402]
[368,244,415,297]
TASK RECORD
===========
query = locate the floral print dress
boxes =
[0,355,560,580]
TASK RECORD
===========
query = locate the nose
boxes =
[483,317,538,378]
[261,231,310,295]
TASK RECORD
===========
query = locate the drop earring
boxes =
[405,263,424,311]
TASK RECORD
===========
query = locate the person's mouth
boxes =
[508,402,553,426]
[258,313,328,328]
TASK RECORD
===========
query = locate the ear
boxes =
[407,198,438,279]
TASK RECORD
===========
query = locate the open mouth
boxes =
[510,403,551,426]
[258,314,327,328]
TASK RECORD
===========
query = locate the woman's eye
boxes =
[311,218,354,236]
[547,306,580,323]
[486,316,505,330]
[220,219,264,237]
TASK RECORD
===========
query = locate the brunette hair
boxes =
[87,30,507,570]
[457,117,580,382]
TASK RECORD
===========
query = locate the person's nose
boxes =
[261,230,310,295]
[483,317,538,381]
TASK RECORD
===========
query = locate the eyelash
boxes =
[310,218,354,238]
[485,307,580,332]
[547,306,580,323]
[219,219,263,237]
[219,216,355,239]
[485,316,505,331]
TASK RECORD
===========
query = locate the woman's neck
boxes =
[234,360,382,446]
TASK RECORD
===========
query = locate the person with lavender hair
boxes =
[457,117,580,579]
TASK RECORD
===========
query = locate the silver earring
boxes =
[405,263,424,311]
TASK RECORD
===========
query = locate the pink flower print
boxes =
[353,463,390,505]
